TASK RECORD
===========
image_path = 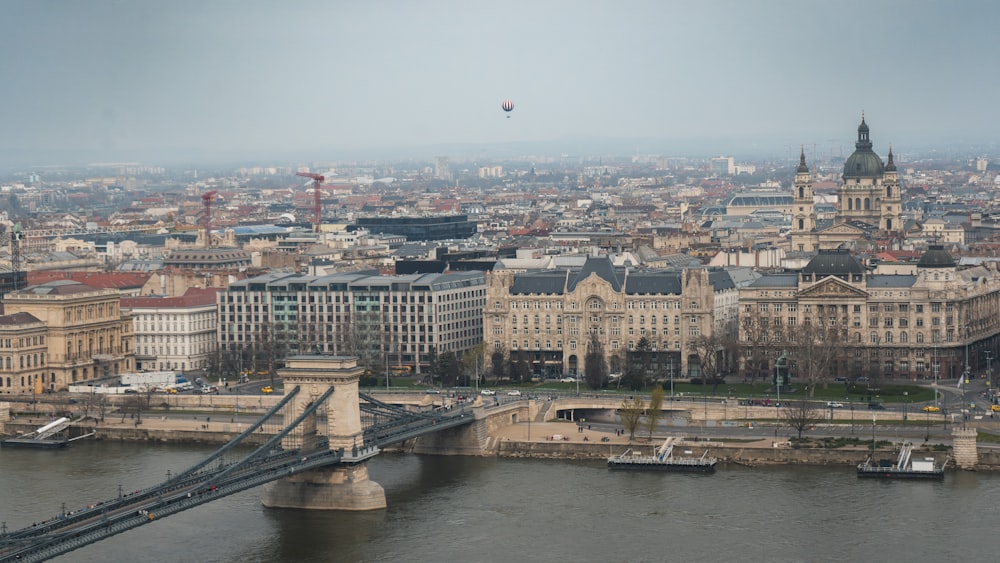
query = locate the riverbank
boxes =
[6,410,1000,471]
[6,416,996,472]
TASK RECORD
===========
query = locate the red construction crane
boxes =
[296,172,324,233]
[201,190,218,248]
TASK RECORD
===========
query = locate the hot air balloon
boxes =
[501,99,514,117]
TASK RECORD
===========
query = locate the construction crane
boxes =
[296,172,325,233]
[0,223,26,296]
[201,190,218,248]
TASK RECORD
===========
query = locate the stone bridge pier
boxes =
[261,355,386,511]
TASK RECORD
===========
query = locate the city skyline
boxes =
[2,0,999,167]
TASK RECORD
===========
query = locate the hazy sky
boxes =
[2,0,999,165]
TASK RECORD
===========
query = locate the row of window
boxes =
[750,302,948,314]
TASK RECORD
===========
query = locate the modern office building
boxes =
[218,270,486,374]
[354,215,477,241]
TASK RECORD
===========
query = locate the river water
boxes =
[1,441,998,562]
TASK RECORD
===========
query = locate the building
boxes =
[484,256,755,379]
[710,157,735,176]
[791,115,904,252]
[218,270,486,374]
[738,246,1000,383]
[120,287,221,373]
[2,280,135,390]
[354,215,477,241]
[0,312,49,394]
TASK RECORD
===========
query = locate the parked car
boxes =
[559,377,577,383]
[507,390,522,396]
[826,401,844,408]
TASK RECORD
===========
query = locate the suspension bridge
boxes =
[0,355,477,562]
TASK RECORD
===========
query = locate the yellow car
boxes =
[991,404,1000,413]
[922,405,940,413]
[261,386,273,394]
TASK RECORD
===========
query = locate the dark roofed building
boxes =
[486,255,758,379]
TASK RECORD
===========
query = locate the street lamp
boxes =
[986,350,994,397]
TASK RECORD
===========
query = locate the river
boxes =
[1,441,998,562]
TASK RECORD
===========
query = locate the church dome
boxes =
[917,245,955,269]
[843,115,885,179]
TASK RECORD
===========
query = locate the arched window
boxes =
[864,198,871,210]
[848,198,853,210]
[916,333,924,343]
[855,198,861,210]
[900,331,908,343]
[798,219,804,229]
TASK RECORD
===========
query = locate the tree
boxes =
[463,343,486,388]
[490,348,508,384]
[619,395,645,441]
[789,322,847,397]
[644,387,664,440]
[781,399,818,439]
[437,352,463,387]
[740,316,773,383]
[346,307,385,378]
[584,334,608,390]
[691,333,724,392]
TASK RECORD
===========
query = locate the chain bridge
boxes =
[0,355,476,563]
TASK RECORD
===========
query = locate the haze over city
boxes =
[2,0,999,167]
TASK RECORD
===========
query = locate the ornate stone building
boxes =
[484,256,754,379]
[790,115,904,252]
[1,280,135,391]
[738,247,1000,383]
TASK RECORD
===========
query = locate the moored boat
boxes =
[608,437,717,473]
[856,441,946,480]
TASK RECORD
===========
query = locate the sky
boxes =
[2,0,999,166]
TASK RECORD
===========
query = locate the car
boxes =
[559,377,577,383]
[868,402,886,410]
[507,390,522,396]
[991,404,1000,413]
[261,386,274,394]
[834,377,849,383]
[922,405,940,413]
[480,389,496,396]
[826,402,844,408]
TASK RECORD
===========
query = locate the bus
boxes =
[389,366,411,376]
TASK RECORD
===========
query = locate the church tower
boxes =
[880,146,902,233]
[790,147,817,252]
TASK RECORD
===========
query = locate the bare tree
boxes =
[462,343,486,387]
[644,386,664,440]
[789,322,846,397]
[740,315,774,383]
[619,395,645,441]
[345,307,385,378]
[691,333,725,392]
[781,399,818,439]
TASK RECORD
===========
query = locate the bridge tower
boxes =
[261,355,387,511]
